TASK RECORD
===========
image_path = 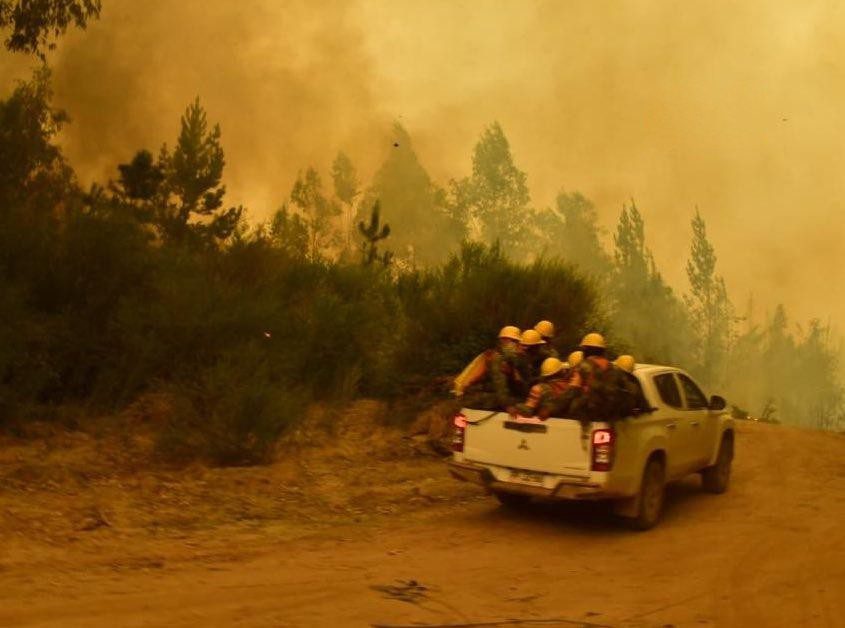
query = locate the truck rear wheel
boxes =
[493,491,531,508]
[627,457,665,530]
[701,433,733,494]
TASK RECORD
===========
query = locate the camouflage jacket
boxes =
[567,356,627,420]
[488,346,527,406]
[513,377,570,416]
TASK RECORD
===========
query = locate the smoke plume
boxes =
[1,0,843,329]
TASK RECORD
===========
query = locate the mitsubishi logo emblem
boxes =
[518,439,530,450]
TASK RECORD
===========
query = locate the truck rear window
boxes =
[653,373,682,408]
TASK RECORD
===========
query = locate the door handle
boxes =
[690,421,701,427]
[666,422,677,429]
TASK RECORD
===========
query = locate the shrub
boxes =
[155,344,307,466]
[390,242,601,393]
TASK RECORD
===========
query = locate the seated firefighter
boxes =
[518,328,548,385]
[508,357,571,418]
[452,325,528,410]
[613,354,649,416]
[533,320,560,360]
[567,332,627,420]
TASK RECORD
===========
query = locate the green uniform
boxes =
[518,347,547,386]
[462,345,526,410]
[513,377,571,417]
[568,356,626,420]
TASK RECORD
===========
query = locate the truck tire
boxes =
[493,491,531,508]
[627,457,665,530]
[701,433,733,494]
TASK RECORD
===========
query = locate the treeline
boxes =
[0,70,606,463]
[0,66,841,468]
[274,112,843,431]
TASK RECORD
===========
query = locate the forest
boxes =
[1,2,842,466]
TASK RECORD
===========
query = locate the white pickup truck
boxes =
[448,364,734,529]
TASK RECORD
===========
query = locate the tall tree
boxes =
[0,67,73,210]
[268,205,309,260]
[795,319,844,429]
[0,0,101,57]
[534,190,611,277]
[610,201,691,365]
[111,149,162,224]
[685,210,733,386]
[330,151,359,251]
[358,200,391,267]
[362,123,456,265]
[114,99,243,246]
[289,166,342,261]
[448,122,531,254]
[116,149,162,202]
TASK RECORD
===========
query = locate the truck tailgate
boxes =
[462,411,591,474]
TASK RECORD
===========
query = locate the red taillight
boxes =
[591,428,615,471]
[453,413,467,452]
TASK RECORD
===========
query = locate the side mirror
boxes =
[709,395,727,411]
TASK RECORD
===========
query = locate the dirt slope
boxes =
[0,420,843,628]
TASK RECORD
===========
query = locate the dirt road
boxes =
[0,421,843,627]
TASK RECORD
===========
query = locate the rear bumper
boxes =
[448,460,624,500]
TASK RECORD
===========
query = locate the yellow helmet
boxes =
[534,320,555,339]
[568,350,584,368]
[580,332,606,349]
[614,354,636,373]
[520,329,546,346]
[498,325,521,342]
[540,357,564,378]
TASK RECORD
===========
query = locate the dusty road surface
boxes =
[0,418,843,628]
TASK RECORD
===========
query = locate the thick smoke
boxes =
[1,0,844,330]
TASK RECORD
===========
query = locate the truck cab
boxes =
[448,365,735,529]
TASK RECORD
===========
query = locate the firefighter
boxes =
[509,357,571,417]
[518,328,547,384]
[534,320,560,360]
[453,325,526,409]
[569,332,624,420]
[567,350,584,373]
[614,354,649,416]
[614,354,636,373]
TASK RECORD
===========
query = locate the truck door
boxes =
[676,372,716,468]
[651,372,695,478]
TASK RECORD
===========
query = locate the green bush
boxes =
[390,242,601,391]
[156,344,307,466]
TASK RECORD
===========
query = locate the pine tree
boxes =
[610,201,691,365]
[133,98,244,246]
[685,210,732,386]
[358,201,392,267]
